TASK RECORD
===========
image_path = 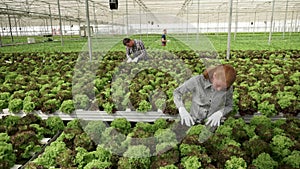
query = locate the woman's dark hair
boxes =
[123,38,131,46]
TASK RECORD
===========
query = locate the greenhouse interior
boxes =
[0,0,300,168]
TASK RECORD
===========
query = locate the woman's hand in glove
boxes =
[205,110,223,127]
[179,107,195,126]
[132,57,139,62]
[127,58,132,63]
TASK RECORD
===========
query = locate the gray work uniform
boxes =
[173,75,234,123]
[125,39,148,61]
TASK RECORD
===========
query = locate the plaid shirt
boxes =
[126,39,148,61]
[173,75,234,122]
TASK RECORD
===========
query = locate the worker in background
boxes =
[123,38,148,63]
[161,29,167,46]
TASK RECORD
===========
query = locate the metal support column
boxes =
[283,0,289,38]
[290,11,294,36]
[226,0,233,60]
[268,0,275,45]
[296,12,299,32]
[77,6,81,35]
[217,6,220,34]
[186,4,189,41]
[253,11,257,35]
[14,16,18,37]
[93,2,96,24]
[93,2,98,31]
[197,0,200,41]
[234,0,238,40]
[85,0,92,61]
[0,19,4,36]
[146,13,148,38]
[0,31,1,47]
[139,6,142,39]
[111,10,114,33]
[6,5,13,43]
[48,3,53,37]
[126,0,129,35]
[57,0,64,46]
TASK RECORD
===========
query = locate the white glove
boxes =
[132,57,139,62]
[127,58,132,63]
[205,110,223,127]
[179,107,195,126]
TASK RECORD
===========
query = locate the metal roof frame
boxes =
[0,0,299,26]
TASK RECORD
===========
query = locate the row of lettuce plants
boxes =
[225,53,300,117]
[0,50,299,117]
[18,115,300,169]
[0,114,64,168]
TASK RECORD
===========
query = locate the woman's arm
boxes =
[126,47,131,59]
[173,76,197,109]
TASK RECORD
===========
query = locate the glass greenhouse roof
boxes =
[0,0,299,33]
[0,0,300,24]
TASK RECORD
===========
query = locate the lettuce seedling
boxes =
[224,156,247,169]
[252,153,278,169]
[60,99,75,114]
[8,98,23,113]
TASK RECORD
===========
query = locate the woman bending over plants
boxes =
[173,64,237,127]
